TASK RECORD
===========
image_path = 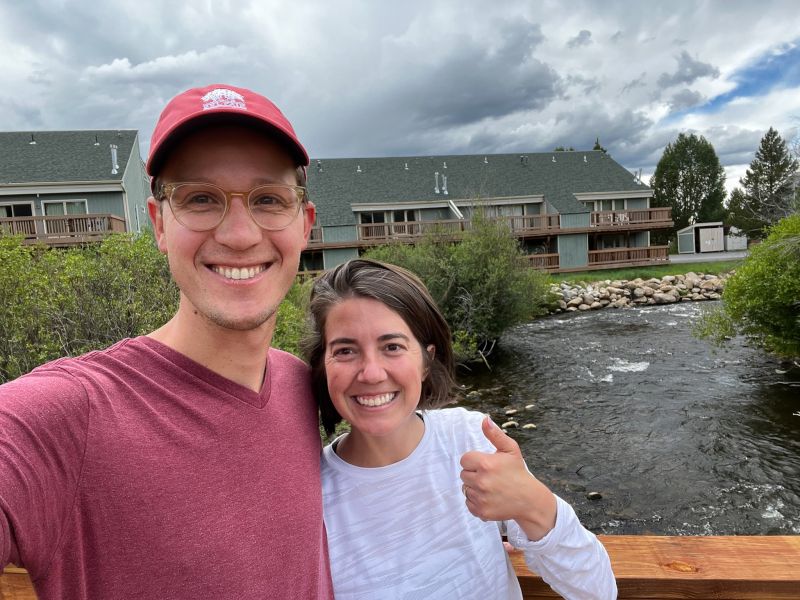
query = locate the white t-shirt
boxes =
[321,407,617,599]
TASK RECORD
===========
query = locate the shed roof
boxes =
[0,130,139,185]
[307,150,650,226]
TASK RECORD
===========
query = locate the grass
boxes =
[549,260,743,284]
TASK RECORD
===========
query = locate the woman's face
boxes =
[323,297,430,443]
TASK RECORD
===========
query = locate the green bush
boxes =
[0,233,309,383]
[695,215,800,358]
[365,214,552,362]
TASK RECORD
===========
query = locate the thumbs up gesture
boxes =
[460,416,557,542]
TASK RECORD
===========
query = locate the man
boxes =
[0,84,334,599]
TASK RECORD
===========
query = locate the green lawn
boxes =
[549,259,743,284]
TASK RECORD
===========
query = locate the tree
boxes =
[728,127,799,237]
[695,214,800,359]
[650,133,727,233]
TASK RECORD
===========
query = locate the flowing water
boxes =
[460,302,800,535]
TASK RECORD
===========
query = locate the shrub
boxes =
[695,214,800,359]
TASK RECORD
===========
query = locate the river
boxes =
[460,302,800,535]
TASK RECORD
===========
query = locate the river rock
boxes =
[633,287,645,298]
[578,304,591,311]
[522,423,537,429]
[501,421,519,429]
[505,408,518,415]
[590,301,603,310]
[567,297,583,307]
[653,292,677,304]
[586,492,603,501]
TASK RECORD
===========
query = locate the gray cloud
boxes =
[668,88,705,111]
[567,30,593,48]
[620,73,647,95]
[658,50,720,88]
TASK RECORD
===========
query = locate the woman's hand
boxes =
[459,416,558,542]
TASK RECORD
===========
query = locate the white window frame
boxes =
[40,199,89,234]
[0,201,35,218]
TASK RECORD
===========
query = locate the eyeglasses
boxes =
[159,182,307,232]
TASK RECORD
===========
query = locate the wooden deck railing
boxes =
[0,214,127,246]
[591,208,672,229]
[307,226,323,245]
[523,253,560,271]
[358,214,562,242]
[588,245,670,266]
[3,536,798,599]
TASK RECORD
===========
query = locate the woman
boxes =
[303,259,616,599]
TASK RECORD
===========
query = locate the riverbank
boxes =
[550,271,729,313]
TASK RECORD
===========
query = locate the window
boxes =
[0,202,34,218]
[42,200,88,216]
[359,212,385,225]
[392,209,415,223]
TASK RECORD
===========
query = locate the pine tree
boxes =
[649,133,727,233]
[733,127,799,235]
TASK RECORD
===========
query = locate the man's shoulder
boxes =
[267,347,310,374]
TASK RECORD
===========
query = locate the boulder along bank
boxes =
[550,271,729,313]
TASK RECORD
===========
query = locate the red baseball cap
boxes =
[146,83,309,177]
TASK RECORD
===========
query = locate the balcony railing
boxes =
[358,214,561,242]
[0,214,127,246]
[591,208,672,228]
[588,245,670,266]
[522,253,560,271]
[308,226,323,245]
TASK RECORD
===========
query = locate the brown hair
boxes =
[302,259,456,435]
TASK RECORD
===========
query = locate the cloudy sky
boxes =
[1,0,798,196]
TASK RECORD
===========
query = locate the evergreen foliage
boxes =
[695,214,800,359]
[727,127,799,237]
[650,132,727,234]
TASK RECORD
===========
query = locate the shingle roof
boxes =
[307,150,650,226]
[0,130,139,184]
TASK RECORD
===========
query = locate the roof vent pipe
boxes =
[483,156,488,164]
[442,174,448,195]
[110,144,119,175]
[94,135,100,146]
[552,155,556,163]
[29,134,36,145]
[583,155,587,163]
[443,161,447,169]
[404,162,409,170]
[434,171,440,194]
[356,165,362,173]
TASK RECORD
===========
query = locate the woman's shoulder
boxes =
[422,407,493,452]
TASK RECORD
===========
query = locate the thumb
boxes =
[481,415,521,456]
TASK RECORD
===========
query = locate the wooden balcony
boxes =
[591,208,672,231]
[307,226,323,245]
[0,214,127,246]
[522,253,560,271]
[358,214,561,244]
[587,245,670,268]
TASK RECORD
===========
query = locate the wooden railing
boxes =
[358,214,561,242]
[0,214,127,246]
[591,208,672,228]
[4,536,798,599]
[308,226,323,245]
[523,253,560,271]
[588,245,670,266]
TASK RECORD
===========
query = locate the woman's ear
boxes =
[426,344,435,359]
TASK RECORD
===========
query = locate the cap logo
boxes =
[201,88,247,111]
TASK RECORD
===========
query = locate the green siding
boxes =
[324,248,359,269]
[323,225,358,243]
[560,213,590,229]
[121,135,149,232]
[558,234,589,268]
[678,232,694,253]
[6,192,125,217]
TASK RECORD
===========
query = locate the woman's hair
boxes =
[302,258,456,435]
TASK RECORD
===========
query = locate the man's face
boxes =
[148,124,314,333]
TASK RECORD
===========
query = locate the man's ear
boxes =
[147,197,168,254]
[302,201,316,248]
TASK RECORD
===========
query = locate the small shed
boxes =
[677,222,724,254]
[724,226,748,251]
